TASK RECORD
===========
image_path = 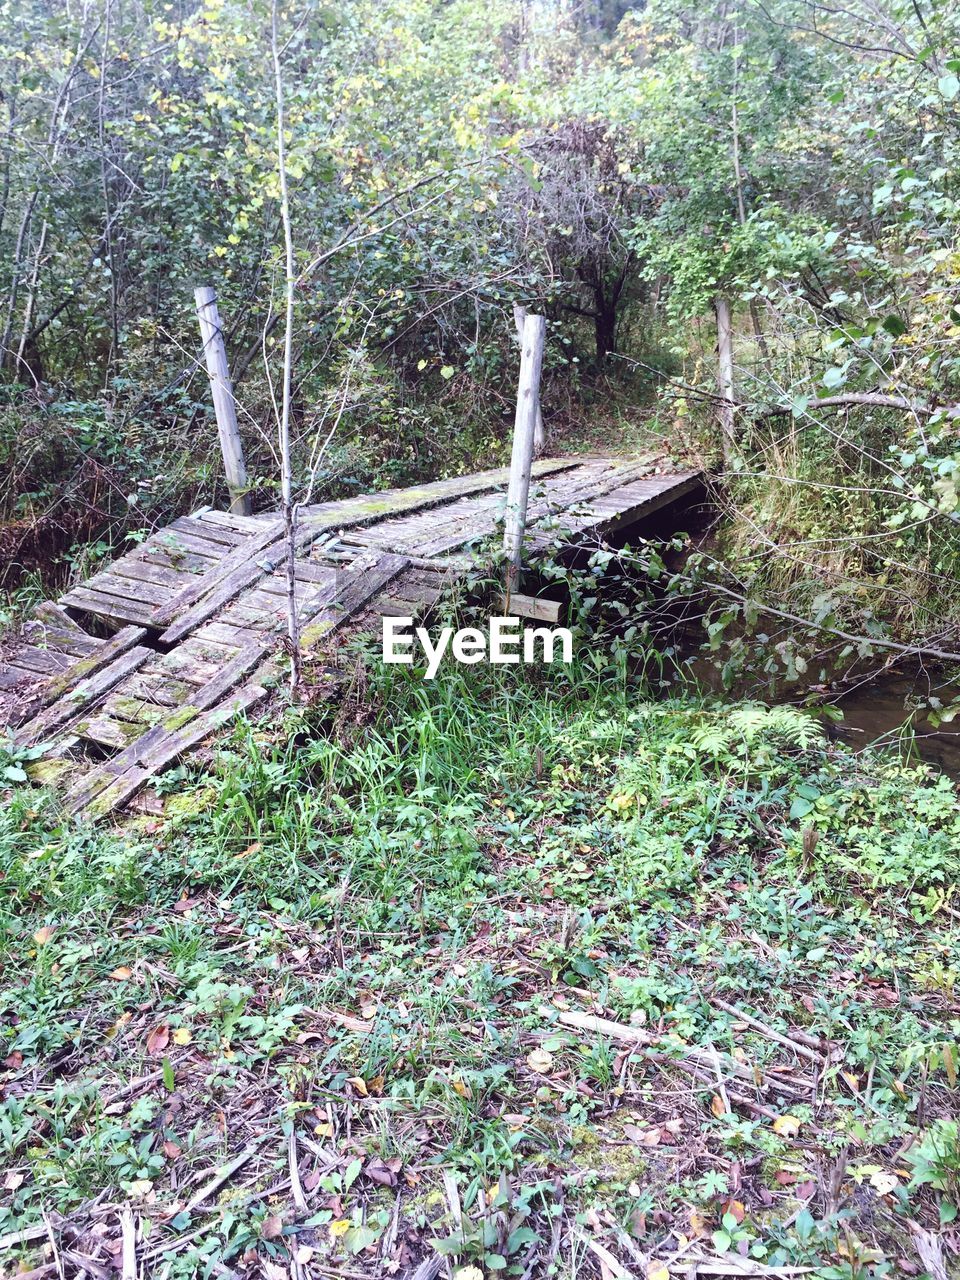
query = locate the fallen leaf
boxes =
[109,966,133,981]
[33,926,56,945]
[451,1076,472,1098]
[648,1268,670,1280]
[329,1219,351,1240]
[772,1114,801,1137]
[128,1179,153,1197]
[172,1028,192,1046]
[526,1047,553,1074]
[869,1170,900,1195]
[365,1157,398,1187]
[146,1024,170,1056]
[162,1140,182,1159]
[261,1215,284,1240]
[723,1199,746,1224]
[4,1050,23,1069]
[710,1093,728,1118]
[454,1269,484,1280]
[3,1171,25,1191]
[346,1076,368,1097]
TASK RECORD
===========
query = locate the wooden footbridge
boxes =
[0,455,701,819]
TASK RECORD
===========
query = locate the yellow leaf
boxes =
[346,1076,368,1097]
[648,1268,671,1280]
[455,1269,484,1280]
[329,1218,351,1240]
[451,1076,472,1098]
[109,966,133,981]
[128,1179,153,1197]
[710,1094,728,1118]
[526,1048,553,1074]
[172,1028,192,1046]
[33,926,56,945]
[772,1114,802,1137]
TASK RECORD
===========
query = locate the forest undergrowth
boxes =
[2,656,960,1279]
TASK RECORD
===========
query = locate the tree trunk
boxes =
[594,301,616,365]
[715,295,736,466]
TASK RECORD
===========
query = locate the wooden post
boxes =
[715,295,736,467]
[503,312,546,600]
[194,285,252,516]
[513,304,545,454]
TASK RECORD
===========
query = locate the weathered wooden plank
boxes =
[108,558,199,589]
[300,554,410,648]
[23,624,100,659]
[60,585,157,627]
[196,509,262,533]
[194,620,272,648]
[145,530,225,561]
[75,713,145,750]
[17,645,153,745]
[0,667,30,690]
[168,516,250,547]
[74,571,172,609]
[100,694,170,727]
[135,546,218,575]
[29,625,147,707]
[71,681,269,818]
[499,593,562,623]
[6,645,73,675]
[294,457,576,523]
[153,530,295,638]
[122,672,195,708]
[140,651,224,687]
[32,601,91,636]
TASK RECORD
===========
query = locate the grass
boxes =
[2,655,960,1278]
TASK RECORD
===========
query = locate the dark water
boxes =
[828,675,960,778]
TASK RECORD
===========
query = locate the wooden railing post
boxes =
[503,312,546,601]
[513,304,546,455]
[194,285,252,516]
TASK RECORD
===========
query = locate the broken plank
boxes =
[122,672,196,707]
[29,626,148,709]
[73,681,269,818]
[300,554,410,648]
[75,713,146,750]
[22,623,101,659]
[16,645,153,745]
[32,601,91,636]
[100,694,168,726]
[66,643,268,810]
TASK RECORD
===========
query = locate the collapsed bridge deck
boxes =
[0,454,701,818]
